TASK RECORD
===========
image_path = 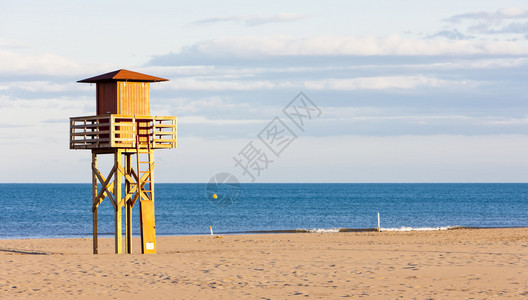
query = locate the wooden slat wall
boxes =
[118,82,150,115]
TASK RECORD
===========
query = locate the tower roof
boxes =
[77,69,169,83]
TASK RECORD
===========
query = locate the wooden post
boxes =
[92,152,98,254]
[114,150,123,254]
[151,150,155,210]
[377,212,381,232]
[125,153,132,254]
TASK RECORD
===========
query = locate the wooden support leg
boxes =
[125,153,132,254]
[114,150,123,254]
[115,207,122,254]
[92,152,98,254]
[126,202,132,253]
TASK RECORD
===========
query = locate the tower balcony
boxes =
[70,114,177,150]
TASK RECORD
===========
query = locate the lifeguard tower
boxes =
[70,69,177,254]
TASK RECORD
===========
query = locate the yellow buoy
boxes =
[212,194,218,199]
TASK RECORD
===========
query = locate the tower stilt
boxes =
[114,150,123,254]
[125,153,133,254]
[92,152,98,255]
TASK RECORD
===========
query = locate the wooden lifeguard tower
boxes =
[70,69,177,254]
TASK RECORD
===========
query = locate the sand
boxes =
[0,228,527,299]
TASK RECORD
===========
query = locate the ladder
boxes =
[136,132,153,202]
[135,120,157,254]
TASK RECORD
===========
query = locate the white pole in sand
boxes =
[210,225,214,237]
[377,212,381,232]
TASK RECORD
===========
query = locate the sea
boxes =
[0,183,527,239]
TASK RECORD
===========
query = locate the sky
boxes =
[1,0,528,183]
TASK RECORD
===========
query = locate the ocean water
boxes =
[0,183,527,239]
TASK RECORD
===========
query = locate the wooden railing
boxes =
[70,114,177,150]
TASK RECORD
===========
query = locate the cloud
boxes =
[0,81,71,92]
[500,7,527,17]
[443,7,528,38]
[484,21,528,34]
[190,13,309,26]
[147,57,527,76]
[0,80,92,100]
[150,35,528,68]
[426,29,474,40]
[152,74,477,92]
[143,34,528,96]
[304,75,476,91]
[178,116,265,125]
[0,50,81,76]
[0,42,114,78]
[160,78,293,90]
[0,39,29,49]
[320,109,528,129]
[152,97,251,114]
[488,116,528,125]
[0,96,92,130]
[402,57,528,70]
[446,7,528,23]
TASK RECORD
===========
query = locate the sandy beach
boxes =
[1,228,527,299]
